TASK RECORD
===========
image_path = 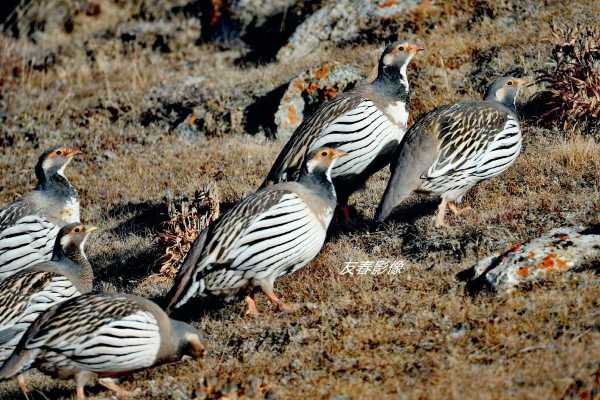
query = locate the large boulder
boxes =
[277,0,422,61]
[274,62,363,139]
[457,225,600,293]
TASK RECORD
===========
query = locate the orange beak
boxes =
[404,43,425,54]
[65,148,83,158]
[331,149,348,158]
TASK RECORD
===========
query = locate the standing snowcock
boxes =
[375,76,527,226]
[261,42,424,222]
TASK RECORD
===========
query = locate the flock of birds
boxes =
[0,42,528,398]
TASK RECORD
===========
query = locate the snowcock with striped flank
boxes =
[166,147,347,316]
[0,146,82,281]
[0,293,204,400]
[376,76,527,227]
[261,42,424,221]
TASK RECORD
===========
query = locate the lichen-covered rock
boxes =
[277,0,422,60]
[458,225,600,293]
[274,62,363,139]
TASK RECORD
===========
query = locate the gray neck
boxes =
[484,89,518,113]
[372,62,410,104]
[53,244,93,292]
[36,173,79,203]
[298,165,337,207]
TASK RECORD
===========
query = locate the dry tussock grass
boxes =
[156,184,220,277]
[0,0,600,399]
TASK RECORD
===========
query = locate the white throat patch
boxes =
[57,157,73,178]
[64,197,80,223]
[385,101,409,129]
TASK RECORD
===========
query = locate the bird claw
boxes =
[98,378,140,398]
[245,296,259,317]
[17,375,29,399]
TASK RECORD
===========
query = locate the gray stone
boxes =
[458,225,600,293]
[277,0,422,60]
[232,0,299,29]
[141,76,246,137]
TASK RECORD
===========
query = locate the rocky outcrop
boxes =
[458,225,600,293]
[277,0,422,60]
[274,62,363,139]
[141,61,364,139]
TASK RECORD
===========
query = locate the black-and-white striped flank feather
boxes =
[167,184,332,312]
[263,95,365,185]
[0,216,59,281]
[0,270,81,366]
[417,102,522,201]
[0,293,161,378]
[263,95,406,191]
[310,100,405,178]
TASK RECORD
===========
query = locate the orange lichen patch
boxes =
[509,243,522,252]
[527,251,536,259]
[187,114,197,126]
[378,0,398,8]
[555,257,569,271]
[306,82,320,95]
[314,64,331,80]
[538,254,555,270]
[287,106,298,126]
[516,267,529,277]
[558,234,569,241]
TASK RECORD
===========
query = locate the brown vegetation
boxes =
[531,24,600,134]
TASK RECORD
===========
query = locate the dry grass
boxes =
[1,0,600,399]
[156,184,220,277]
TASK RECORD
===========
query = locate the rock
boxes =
[457,225,600,293]
[274,62,363,139]
[115,19,202,54]
[141,76,245,137]
[232,0,300,29]
[277,0,422,61]
[196,0,319,63]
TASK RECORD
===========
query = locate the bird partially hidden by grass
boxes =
[376,76,528,227]
[0,293,205,400]
[166,147,347,317]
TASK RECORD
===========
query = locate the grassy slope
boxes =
[0,0,599,399]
